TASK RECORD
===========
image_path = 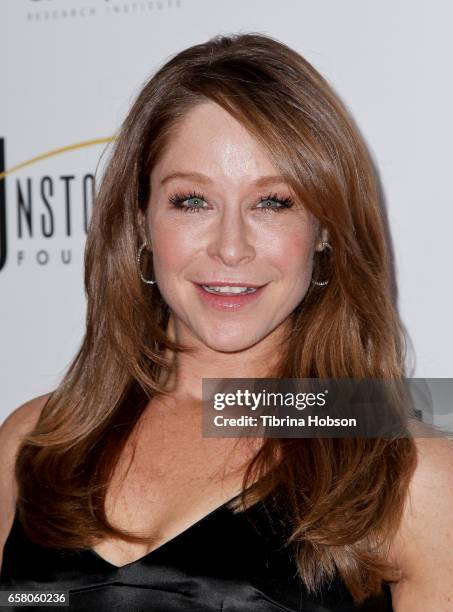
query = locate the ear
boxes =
[315,227,330,252]
[137,210,152,250]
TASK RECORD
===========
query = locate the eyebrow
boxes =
[159,171,289,188]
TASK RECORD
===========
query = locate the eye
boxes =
[168,190,294,214]
[168,191,207,213]
[256,193,294,213]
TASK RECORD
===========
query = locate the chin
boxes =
[206,341,256,354]
[196,326,267,354]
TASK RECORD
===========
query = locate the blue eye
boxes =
[169,191,206,213]
[256,193,294,212]
[168,191,294,213]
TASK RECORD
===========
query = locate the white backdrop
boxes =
[1,0,452,420]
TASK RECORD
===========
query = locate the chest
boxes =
[91,406,260,566]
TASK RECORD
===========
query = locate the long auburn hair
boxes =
[15,32,417,603]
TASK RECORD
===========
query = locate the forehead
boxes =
[152,101,280,183]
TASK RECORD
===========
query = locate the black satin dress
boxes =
[0,495,393,611]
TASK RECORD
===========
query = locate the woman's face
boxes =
[141,101,322,353]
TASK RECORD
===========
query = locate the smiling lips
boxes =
[193,281,267,310]
[194,280,265,288]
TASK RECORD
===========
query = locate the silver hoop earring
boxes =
[311,241,332,287]
[137,242,156,285]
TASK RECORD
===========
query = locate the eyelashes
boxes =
[168,190,294,214]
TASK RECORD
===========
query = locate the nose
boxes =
[206,204,256,267]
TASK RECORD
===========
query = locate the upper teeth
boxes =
[202,285,257,294]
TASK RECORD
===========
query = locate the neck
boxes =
[158,315,291,403]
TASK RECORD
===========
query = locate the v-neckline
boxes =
[88,490,246,570]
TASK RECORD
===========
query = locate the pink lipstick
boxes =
[192,282,267,311]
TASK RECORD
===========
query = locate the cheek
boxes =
[149,216,196,272]
[260,226,315,280]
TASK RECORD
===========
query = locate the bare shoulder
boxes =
[0,393,50,439]
[388,432,453,611]
[0,393,52,570]
[0,393,51,475]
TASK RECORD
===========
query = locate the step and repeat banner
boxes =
[1,0,452,420]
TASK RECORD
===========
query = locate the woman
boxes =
[1,32,452,611]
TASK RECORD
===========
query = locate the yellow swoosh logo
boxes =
[0,137,115,181]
